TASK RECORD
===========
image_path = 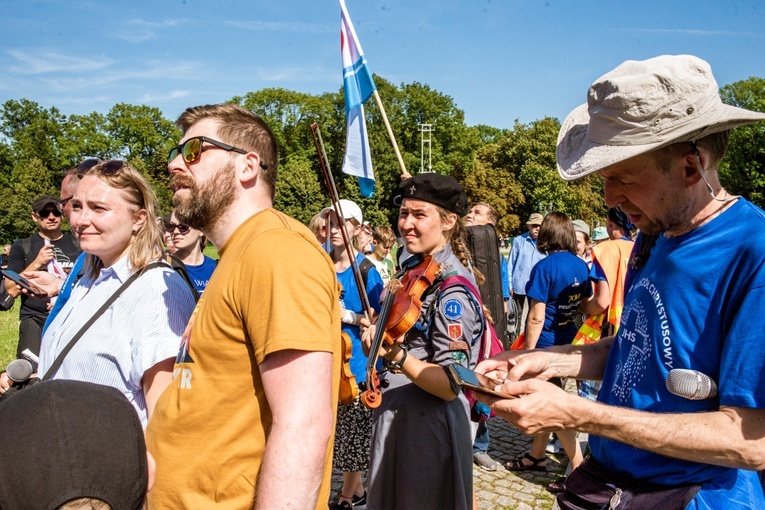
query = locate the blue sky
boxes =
[1,0,764,129]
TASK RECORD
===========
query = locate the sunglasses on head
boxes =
[167,136,248,165]
[76,159,126,176]
[163,222,191,235]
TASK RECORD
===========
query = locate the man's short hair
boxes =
[177,104,279,198]
[0,380,148,509]
[474,202,499,226]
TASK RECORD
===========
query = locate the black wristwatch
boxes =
[384,348,408,373]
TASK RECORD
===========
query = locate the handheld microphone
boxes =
[6,358,35,383]
[666,369,718,400]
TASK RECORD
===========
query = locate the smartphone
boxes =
[448,363,514,399]
[1,269,46,297]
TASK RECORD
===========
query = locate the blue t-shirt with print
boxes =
[338,253,384,383]
[185,255,217,295]
[591,199,765,509]
[525,251,590,349]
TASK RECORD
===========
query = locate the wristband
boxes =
[385,347,408,373]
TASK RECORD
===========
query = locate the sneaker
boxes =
[352,490,367,508]
[473,451,498,471]
[545,438,561,454]
[328,501,352,510]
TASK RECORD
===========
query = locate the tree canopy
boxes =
[1,73,763,244]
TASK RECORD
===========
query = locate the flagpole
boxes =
[372,90,411,180]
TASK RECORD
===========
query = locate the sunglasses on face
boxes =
[57,196,73,210]
[38,208,62,218]
[76,159,126,176]
[163,222,191,235]
[167,136,248,165]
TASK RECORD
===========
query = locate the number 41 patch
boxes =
[443,299,463,320]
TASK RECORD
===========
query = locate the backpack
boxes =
[0,238,34,312]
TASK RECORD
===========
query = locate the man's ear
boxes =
[239,152,261,186]
[679,149,707,187]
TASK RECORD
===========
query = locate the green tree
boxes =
[719,77,765,207]
[0,158,59,241]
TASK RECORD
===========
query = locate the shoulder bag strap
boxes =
[41,261,165,381]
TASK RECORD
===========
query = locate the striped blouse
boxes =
[38,255,196,427]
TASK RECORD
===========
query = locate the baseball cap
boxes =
[321,199,363,225]
[557,54,765,180]
[392,173,468,216]
[526,213,544,225]
[33,195,59,214]
[0,380,148,510]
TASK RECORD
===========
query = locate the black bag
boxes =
[558,456,701,510]
[466,224,508,349]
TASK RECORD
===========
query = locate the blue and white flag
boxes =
[340,0,376,197]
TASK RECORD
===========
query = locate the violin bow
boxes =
[310,122,373,318]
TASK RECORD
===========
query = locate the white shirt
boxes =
[39,255,196,426]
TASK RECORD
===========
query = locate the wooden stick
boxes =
[372,89,411,180]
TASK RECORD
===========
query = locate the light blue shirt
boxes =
[39,256,196,427]
[508,232,546,295]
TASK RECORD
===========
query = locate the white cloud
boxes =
[610,28,764,37]
[113,18,187,43]
[224,20,333,34]
[252,64,335,84]
[7,49,114,74]
[138,90,192,103]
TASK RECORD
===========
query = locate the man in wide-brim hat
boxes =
[476,54,765,508]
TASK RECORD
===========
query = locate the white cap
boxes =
[321,199,363,225]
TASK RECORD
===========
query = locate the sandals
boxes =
[547,475,567,493]
[506,452,547,472]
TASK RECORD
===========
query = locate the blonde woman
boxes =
[35,160,196,426]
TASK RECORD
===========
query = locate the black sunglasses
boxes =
[167,136,248,165]
[163,222,191,235]
[38,208,63,218]
[76,159,126,176]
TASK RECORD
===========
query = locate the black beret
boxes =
[393,173,468,216]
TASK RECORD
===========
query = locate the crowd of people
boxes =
[0,53,763,510]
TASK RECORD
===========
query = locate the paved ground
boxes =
[331,416,585,510]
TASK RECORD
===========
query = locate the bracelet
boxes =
[384,347,408,373]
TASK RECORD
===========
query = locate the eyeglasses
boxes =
[163,222,191,235]
[76,159,126,176]
[38,208,62,218]
[167,136,248,165]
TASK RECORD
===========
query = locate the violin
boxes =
[360,255,442,408]
[338,331,358,405]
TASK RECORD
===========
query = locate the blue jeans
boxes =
[473,420,490,454]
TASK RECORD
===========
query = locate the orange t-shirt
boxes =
[146,209,341,509]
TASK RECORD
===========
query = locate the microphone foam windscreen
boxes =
[6,359,34,383]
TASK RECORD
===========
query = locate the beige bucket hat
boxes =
[557,54,765,181]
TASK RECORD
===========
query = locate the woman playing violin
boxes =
[363,174,483,510]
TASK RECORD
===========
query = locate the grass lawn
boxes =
[0,300,19,371]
